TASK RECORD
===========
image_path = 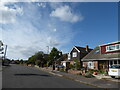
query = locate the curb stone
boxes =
[34,67,119,88]
[37,67,102,88]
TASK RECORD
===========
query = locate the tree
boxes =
[35,60,41,67]
[20,59,23,64]
[49,47,62,70]
[27,51,47,67]
[49,47,62,63]
[28,55,36,64]
[74,59,80,70]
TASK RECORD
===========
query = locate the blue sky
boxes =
[0,2,118,59]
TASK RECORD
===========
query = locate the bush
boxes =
[88,69,105,74]
[44,64,47,67]
[60,68,65,72]
[69,64,75,69]
[98,70,105,74]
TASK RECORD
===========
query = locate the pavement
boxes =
[34,66,120,88]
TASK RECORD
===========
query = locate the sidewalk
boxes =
[36,66,120,88]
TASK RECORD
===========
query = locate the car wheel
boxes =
[111,76,115,78]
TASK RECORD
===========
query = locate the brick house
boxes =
[68,45,93,68]
[82,41,120,71]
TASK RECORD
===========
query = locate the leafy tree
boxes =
[27,55,37,65]
[35,60,41,67]
[34,51,44,61]
[49,47,62,64]
[27,51,47,67]
[20,59,24,64]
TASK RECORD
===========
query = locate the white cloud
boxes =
[37,3,46,8]
[0,2,23,24]
[50,5,83,23]
[1,3,75,60]
[53,28,57,32]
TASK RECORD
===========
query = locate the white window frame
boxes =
[88,61,94,69]
[106,44,120,52]
[72,52,77,57]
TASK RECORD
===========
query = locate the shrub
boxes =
[69,64,75,69]
[98,70,105,74]
[88,69,106,74]
[60,68,65,72]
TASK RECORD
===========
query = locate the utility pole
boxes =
[46,46,49,69]
[3,45,7,60]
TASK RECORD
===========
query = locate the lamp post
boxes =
[53,56,56,70]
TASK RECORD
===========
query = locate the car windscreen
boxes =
[110,65,120,69]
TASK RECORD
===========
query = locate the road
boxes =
[2,64,96,88]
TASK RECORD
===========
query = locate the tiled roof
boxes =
[74,46,93,53]
[81,46,120,61]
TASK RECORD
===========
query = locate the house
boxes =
[61,53,70,67]
[81,41,120,72]
[68,45,93,68]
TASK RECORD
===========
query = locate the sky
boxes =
[0,2,118,60]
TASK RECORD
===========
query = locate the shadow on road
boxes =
[14,73,51,77]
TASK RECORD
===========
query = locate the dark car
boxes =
[56,65,64,68]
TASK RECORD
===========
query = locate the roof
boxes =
[81,46,120,61]
[99,41,120,46]
[74,46,93,53]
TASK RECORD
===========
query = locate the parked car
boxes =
[56,65,64,68]
[108,64,120,78]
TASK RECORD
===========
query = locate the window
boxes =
[110,65,120,69]
[116,45,120,49]
[109,61,113,66]
[118,60,120,64]
[106,44,120,52]
[72,52,77,57]
[88,61,94,69]
[114,60,117,64]
[94,50,100,54]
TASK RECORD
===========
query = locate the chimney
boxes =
[86,45,89,52]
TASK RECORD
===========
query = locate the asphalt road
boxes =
[2,64,96,88]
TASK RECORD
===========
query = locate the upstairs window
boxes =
[106,44,120,52]
[94,50,100,54]
[72,52,77,57]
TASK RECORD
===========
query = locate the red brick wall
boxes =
[83,62,87,67]
[94,61,98,70]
